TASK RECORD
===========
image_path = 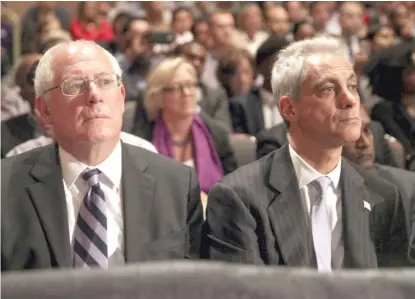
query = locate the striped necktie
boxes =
[73,168,108,268]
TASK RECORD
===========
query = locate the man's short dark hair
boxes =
[255,36,290,67]
[172,6,193,23]
[121,16,149,35]
[191,17,209,36]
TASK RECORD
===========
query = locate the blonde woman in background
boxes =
[132,57,237,211]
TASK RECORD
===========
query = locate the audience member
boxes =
[191,17,213,51]
[201,10,239,90]
[309,2,331,35]
[236,3,269,56]
[115,16,152,101]
[342,105,415,249]
[21,2,71,54]
[1,40,204,271]
[171,6,194,45]
[1,54,42,157]
[293,20,316,41]
[216,49,255,99]
[70,1,114,43]
[264,5,290,39]
[229,36,289,135]
[176,41,232,132]
[370,45,415,168]
[338,2,366,62]
[203,36,408,269]
[132,56,237,197]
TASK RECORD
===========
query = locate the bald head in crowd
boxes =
[339,2,365,37]
[265,5,290,37]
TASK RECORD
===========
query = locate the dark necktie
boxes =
[73,168,108,268]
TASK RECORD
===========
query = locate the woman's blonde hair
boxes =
[145,56,197,120]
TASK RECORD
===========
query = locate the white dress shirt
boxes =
[288,143,344,266]
[59,142,124,264]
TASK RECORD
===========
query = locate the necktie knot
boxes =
[82,168,101,188]
[314,176,331,195]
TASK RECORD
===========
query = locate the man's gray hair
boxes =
[34,40,122,98]
[271,36,350,105]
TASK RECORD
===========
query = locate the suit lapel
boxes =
[341,162,377,268]
[121,143,155,263]
[27,144,72,268]
[267,145,313,267]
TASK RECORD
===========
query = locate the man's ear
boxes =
[119,83,126,114]
[279,95,297,123]
[34,96,53,125]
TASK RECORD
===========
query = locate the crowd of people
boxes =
[1,1,415,273]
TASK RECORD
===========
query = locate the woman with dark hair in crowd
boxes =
[216,48,256,99]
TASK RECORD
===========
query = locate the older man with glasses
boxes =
[1,40,204,271]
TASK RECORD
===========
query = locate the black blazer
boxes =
[203,144,408,268]
[199,84,232,133]
[1,113,39,158]
[1,143,204,271]
[371,100,415,157]
[132,112,238,175]
[229,88,265,136]
[256,122,400,168]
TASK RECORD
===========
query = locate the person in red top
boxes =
[70,1,113,42]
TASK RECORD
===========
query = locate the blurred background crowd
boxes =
[1,1,415,174]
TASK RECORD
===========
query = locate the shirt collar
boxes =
[288,143,341,189]
[59,141,122,189]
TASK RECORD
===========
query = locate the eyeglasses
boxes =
[161,82,198,94]
[41,73,122,97]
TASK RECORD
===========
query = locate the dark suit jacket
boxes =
[132,112,238,175]
[1,113,39,158]
[229,88,265,136]
[203,144,408,268]
[374,164,415,233]
[371,100,415,156]
[256,122,400,168]
[199,84,232,133]
[1,143,204,271]
[409,199,415,264]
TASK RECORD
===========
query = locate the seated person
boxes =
[203,36,408,269]
[175,41,232,132]
[227,36,289,135]
[1,54,42,157]
[2,40,204,271]
[342,105,415,254]
[132,57,238,198]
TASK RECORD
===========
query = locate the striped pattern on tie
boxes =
[73,168,108,268]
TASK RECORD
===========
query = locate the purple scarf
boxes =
[152,114,223,193]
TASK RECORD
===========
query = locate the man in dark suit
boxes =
[1,40,204,271]
[204,36,408,269]
[342,105,415,265]
[256,120,401,168]
[229,36,290,136]
[1,54,42,158]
